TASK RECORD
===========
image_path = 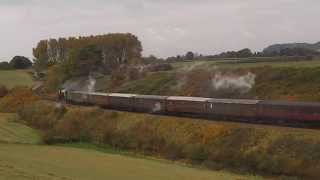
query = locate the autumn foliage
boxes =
[0,87,39,112]
[17,102,320,178]
[0,85,8,98]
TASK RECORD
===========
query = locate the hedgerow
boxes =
[0,87,39,113]
[17,102,320,178]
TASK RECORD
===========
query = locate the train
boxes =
[60,90,320,127]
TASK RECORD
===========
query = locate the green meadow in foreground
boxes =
[0,113,262,180]
[0,113,41,144]
[0,144,263,180]
[0,70,33,89]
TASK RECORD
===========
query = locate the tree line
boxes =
[33,33,142,76]
[0,56,32,70]
[164,47,320,62]
[32,33,143,92]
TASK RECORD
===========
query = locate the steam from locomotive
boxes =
[87,75,96,93]
[61,75,96,92]
[212,72,256,93]
[152,102,162,113]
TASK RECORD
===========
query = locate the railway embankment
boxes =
[42,60,320,102]
[1,91,318,179]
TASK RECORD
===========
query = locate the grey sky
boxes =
[0,0,319,61]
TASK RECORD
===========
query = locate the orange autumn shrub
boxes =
[0,87,40,112]
[0,85,8,98]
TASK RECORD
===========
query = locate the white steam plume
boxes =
[182,62,206,72]
[87,75,96,92]
[212,72,256,93]
[152,102,162,113]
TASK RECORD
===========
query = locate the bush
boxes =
[0,87,39,113]
[146,63,173,72]
[43,65,69,93]
[0,85,8,98]
[9,56,32,69]
[18,101,65,131]
[177,68,212,97]
[110,68,127,89]
[183,143,208,163]
[0,61,12,70]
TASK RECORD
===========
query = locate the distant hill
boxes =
[263,42,320,54]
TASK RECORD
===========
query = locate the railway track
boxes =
[68,91,320,128]
[75,104,320,130]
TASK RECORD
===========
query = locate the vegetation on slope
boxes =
[0,91,261,180]
[14,100,320,179]
[251,67,320,101]
[109,64,320,102]
[0,87,39,113]
[0,96,260,180]
[114,72,177,95]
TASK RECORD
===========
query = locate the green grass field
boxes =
[0,144,264,180]
[0,113,41,144]
[0,70,34,89]
[0,113,263,180]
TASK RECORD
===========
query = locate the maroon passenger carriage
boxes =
[62,90,320,127]
[134,95,167,114]
[258,101,320,125]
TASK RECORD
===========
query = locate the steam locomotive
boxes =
[60,90,320,127]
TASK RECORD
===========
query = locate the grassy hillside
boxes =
[0,113,41,144]
[251,66,320,101]
[0,144,262,180]
[40,57,320,102]
[107,59,320,101]
[115,72,177,95]
[0,70,34,89]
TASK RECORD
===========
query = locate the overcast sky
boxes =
[0,0,319,61]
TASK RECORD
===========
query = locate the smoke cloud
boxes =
[212,72,256,93]
[87,75,96,92]
[181,62,206,72]
[62,75,96,92]
[152,102,162,113]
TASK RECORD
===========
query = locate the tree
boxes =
[0,61,11,70]
[33,40,50,71]
[9,56,32,69]
[70,45,103,76]
[279,47,320,56]
[142,55,158,64]
[35,33,143,92]
[33,33,142,72]
[185,51,194,60]
[237,48,253,58]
